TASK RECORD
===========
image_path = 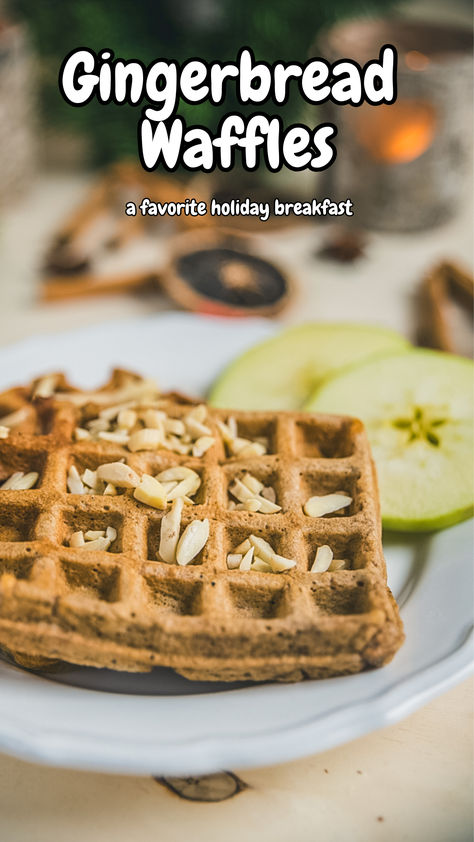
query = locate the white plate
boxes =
[0,314,472,776]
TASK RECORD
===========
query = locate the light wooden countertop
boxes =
[0,679,472,842]
[0,173,472,841]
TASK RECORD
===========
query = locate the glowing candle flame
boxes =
[353,101,437,165]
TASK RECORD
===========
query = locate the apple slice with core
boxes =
[306,349,474,531]
[209,323,409,410]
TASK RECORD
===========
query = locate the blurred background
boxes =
[0,0,472,353]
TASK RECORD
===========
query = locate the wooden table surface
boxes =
[0,173,472,841]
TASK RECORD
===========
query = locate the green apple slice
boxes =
[209,323,409,410]
[306,350,474,531]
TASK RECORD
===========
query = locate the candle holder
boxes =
[317,19,473,231]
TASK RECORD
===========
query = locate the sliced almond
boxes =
[261,486,276,503]
[33,374,59,399]
[99,400,136,421]
[128,428,162,452]
[82,468,98,489]
[84,529,105,541]
[97,431,130,445]
[239,546,254,570]
[269,553,296,573]
[311,545,334,573]
[142,408,166,431]
[67,465,85,494]
[97,461,140,488]
[166,475,201,501]
[1,471,37,490]
[303,493,352,518]
[192,436,215,457]
[233,538,251,554]
[0,426,9,439]
[134,474,168,509]
[164,417,185,436]
[87,417,110,434]
[328,558,347,571]
[160,480,179,495]
[216,419,234,444]
[241,473,264,495]
[229,478,254,503]
[117,408,137,430]
[230,436,252,456]
[106,526,117,543]
[103,483,117,496]
[185,417,212,439]
[16,472,39,490]
[255,497,281,514]
[159,497,184,563]
[186,404,207,424]
[248,535,275,566]
[227,416,238,438]
[238,442,267,458]
[156,466,198,483]
[74,427,91,441]
[226,553,243,569]
[0,408,29,428]
[243,498,261,512]
[251,558,273,573]
[69,530,85,548]
[176,518,209,566]
[163,435,190,455]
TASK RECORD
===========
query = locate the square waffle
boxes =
[0,370,404,682]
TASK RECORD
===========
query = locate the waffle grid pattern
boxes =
[0,376,404,681]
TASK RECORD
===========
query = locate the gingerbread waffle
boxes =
[0,370,403,682]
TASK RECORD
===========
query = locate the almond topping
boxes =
[0,408,28,428]
[269,553,296,573]
[311,545,334,573]
[69,531,85,548]
[82,468,98,489]
[328,558,348,571]
[128,428,162,452]
[192,436,215,457]
[74,427,91,441]
[233,538,252,554]
[97,461,140,488]
[164,417,185,436]
[159,497,184,563]
[226,553,243,569]
[1,471,39,490]
[117,408,137,430]
[239,546,255,570]
[84,530,106,541]
[67,465,85,494]
[176,518,209,566]
[243,498,261,512]
[33,374,59,399]
[303,493,352,518]
[241,473,264,495]
[97,431,130,445]
[251,558,273,573]
[134,474,168,509]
